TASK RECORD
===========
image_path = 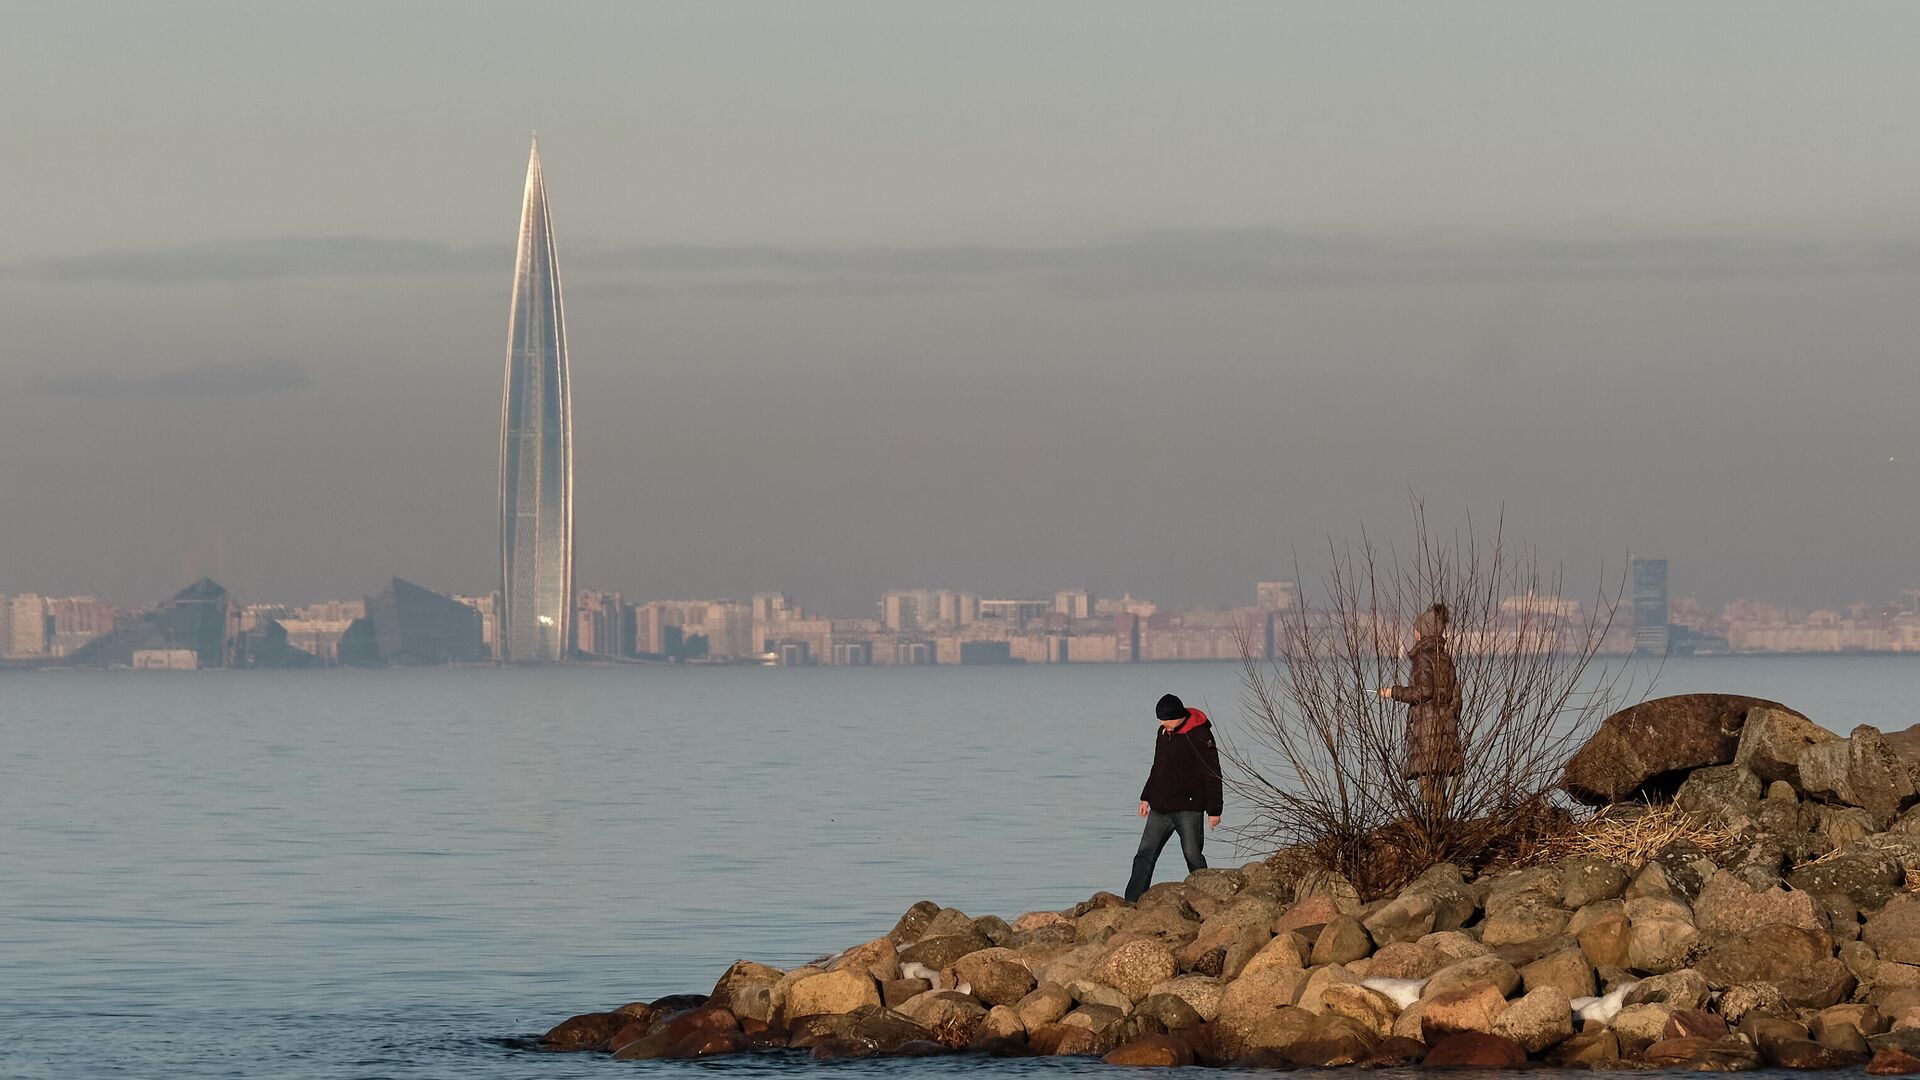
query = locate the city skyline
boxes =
[497,138,575,663]
[6,5,1920,614]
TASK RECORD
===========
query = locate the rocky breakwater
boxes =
[540,692,1920,1071]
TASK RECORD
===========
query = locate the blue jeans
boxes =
[1125,810,1206,901]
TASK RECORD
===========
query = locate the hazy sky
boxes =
[6,1,1920,614]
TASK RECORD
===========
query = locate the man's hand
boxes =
[1139,801,1150,818]
[1208,815,1222,830]
[1377,686,1395,699]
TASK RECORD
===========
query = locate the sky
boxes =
[4,1,1920,614]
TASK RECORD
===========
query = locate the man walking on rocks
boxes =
[1125,693,1223,902]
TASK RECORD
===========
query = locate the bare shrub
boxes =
[1224,501,1628,898]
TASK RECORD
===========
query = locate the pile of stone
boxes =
[540,693,1920,1071]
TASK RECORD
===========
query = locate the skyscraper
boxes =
[498,136,574,663]
[1631,557,1670,657]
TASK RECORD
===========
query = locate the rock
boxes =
[1481,901,1571,947]
[1790,840,1913,908]
[1236,1005,1319,1058]
[1065,979,1133,1013]
[1076,907,1130,944]
[1118,904,1203,947]
[1238,930,1309,978]
[1012,910,1071,933]
[1665,1008,1730,1040]
[889,900,942,944]
[841,1006,942,1054]
[541,1011,629,1051]
[1423,1030,1528,1069]
[1694,870,1821,934]
[670,1030,749,1059]
[1813,1004,1890,1040]
[1091,939,1177,1003]
[1424,954,1522,1000]
[1363,892,1438,946]
[1736,707,1839,787]
[1519,948,1595,1000]
[1563,694,1800,805]
[1768,1038,1872,1070]
[1849,728,1920,827]
[981,1004,1025,1041]
[899,932,989,971]
[1698,925,1855,1008]
[708,959,784,1009]
[1420,929,1493,960]
[1641,1034,1718,1068]
[615,1006,741,1060]
[1611,1003,1676,1054]
[1361,1034,1428,1067]
[1318,983,1399,1037]
[1872,1048,1920,1075]
[881,977,931,1009]
[1136,993,1205,1029]
[1273,893,1346,937]
[1627,915,1701,975]
[1368,941,1448,979]
[1577,911,1632,969]
[1213,971,1312,1059]
[1868,897,1920,965]
[1143,975,1221,1022]
[1549,1026,1621,1067]
[1297,963,1362,1014]
[1027,1021,1099,1056]
[1218,925,1269,980]
[1490,985,1572,1053]
[1280,1012,1380,1066]
[1719,983,1791,1026]
[1678,763,1764,827]
[1626,968,1712,1011]
[786,969,881,1017]
[1312,916,1373,966]
[1013,983,1074,1029]
[1102,1033,1195,1067]
[1294,869,1363,913]
[1817,1023,1873,1054]
[1420,982,1508,1042]
[1063,1003,1126,1033]
[896,991,989,1046]
[828,937,901,983]
[1560,857,1630,908]
[959,957,1035,1007]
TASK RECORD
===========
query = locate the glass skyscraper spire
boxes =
[498,136,573,663]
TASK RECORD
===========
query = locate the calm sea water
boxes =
[4,657,1915,1079]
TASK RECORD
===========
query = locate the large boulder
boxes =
[541,1011,629,1051]
[786,969,881,1017]
[1145,975,1223,1022]
[1420,982,1508,1042]
[1102,1033,1195,1067]
[1562,694,1804,805]
[1013,983,1074,1029]
[1213,970,1312,1059]
[1490,985,1573,1053]
[1693,870,1821,934]
[1737,707,1839,787]
[1423,1030,1528,1069]
[953,954,1036,1007]
[1865,896,1920,966]
[1091,939,1178,1003]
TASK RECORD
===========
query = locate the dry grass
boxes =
[1538,800,1738,870]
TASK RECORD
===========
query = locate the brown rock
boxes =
[1768,1037,1871,1070]
[1282,1012,1380,1066]
[1362,892,1438,946]
[1869,897,1920,965]
[953,954,1035,1007]
[1144,974,1221,1022]
[1092,939,1178,1003]
[1481,901,1571,947]
[540,1011,629,1051]
[1667,1008,1730,1040]
[1627,915,1701,975]
[614,1006,740,1060]
[1102,1032,1195,1066]
[786,969,880,1017]
[1721,983,1793,1026]
[829,937,900,982]
[881,977,931,1008]
[1063,1003,1126,1033]
[1641,1035,1718,1068]
[1563,694,1801,805]
[1319,982,1399,1037]
[1420,982,1508,1043]
[1313,916,1373,966]
[1814,1003,1890,1040]
[1273,893,1347,937]
[1611,1003,1676,1055]
[896,991,988,1046]
[981,1005,1025,1041]
[889,900,941,944]
[1424,954,1522,1000]
[1012,910,1071,933]
[1520,948,1596,999]
[1423,1030,1528,1069]
[1362,1034,1428,1066]
[1013,983,1074,1029]
[1871,1048,1920,1075]
[1136,993,1205,1030]
[1490,985,1572,1053]
[1736,707,1838,786]
[1549,1026,1620,1067]
[1369,941,1448,980]
[899,932,990,971]
[1561,857,1632,908]
[1028,1021,1099,1056]
[1576,912,1631,971]
[1237,930,1309,978]
[1212,974,1312,1059]
[1694,870,1822,934]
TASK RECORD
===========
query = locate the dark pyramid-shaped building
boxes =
[339,577,485,666]
[69,577,233,668]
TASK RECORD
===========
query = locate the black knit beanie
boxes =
[1155,693,1189,721]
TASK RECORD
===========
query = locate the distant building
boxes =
[576,590,631,657]
[498,137,574,663]
[1256,581,1300,611]
[358,577,487,665]
[132,649,199,671]
[979,598,1050,629]
[451,594,499,658]
[1632,558,1671,657]
[278,618,356,665]
[1054,589,1094,619]
[47,596,116,657]
[6,594,48,657]
[70,578,232,668]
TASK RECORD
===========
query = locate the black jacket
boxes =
[1139,708,1224,816]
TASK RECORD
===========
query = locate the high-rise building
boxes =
[1632,557,1671,657]
[7,594,48,657]
[1256,581,1300,611]
[1054,589,1094,620]
[498,136,574,663]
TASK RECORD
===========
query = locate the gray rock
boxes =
[1735,707,1839,788]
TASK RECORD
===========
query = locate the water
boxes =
[4,657,1915,1078]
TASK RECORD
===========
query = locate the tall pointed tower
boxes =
[498,136,573,663]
